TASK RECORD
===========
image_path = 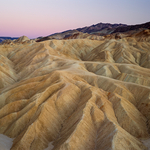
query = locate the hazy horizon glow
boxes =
[0,0,150,38]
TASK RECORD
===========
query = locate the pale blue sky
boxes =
[0,0,150,38]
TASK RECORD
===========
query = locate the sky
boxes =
[0,0,150,38]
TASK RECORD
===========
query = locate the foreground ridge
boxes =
[0,31,150,150]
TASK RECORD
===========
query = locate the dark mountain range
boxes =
[112,21,150,33]
[36,21,150,42]
[2,22,150,43]
[75,22,150,35]
[76,22,127,34]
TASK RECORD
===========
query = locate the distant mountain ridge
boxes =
[75,22,150,35]
[76,22,127,34]
[112,21,150,33]
[36,21,150,42]
[1,21,150,42]
[0,37,18,43]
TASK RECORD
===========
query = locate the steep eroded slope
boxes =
[0,36,150,150]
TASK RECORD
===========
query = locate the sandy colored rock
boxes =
[0,33,150,150]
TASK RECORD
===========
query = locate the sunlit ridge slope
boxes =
[0,32,150,150]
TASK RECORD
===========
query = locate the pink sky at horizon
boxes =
[0,0,150,39]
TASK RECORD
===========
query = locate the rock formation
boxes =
[0,31,150,150]
[14,36,30,43]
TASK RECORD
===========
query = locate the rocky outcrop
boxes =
[0,36,32,46]
[63,32,104,40]
[14,36,30,43]
[0,33,150,150]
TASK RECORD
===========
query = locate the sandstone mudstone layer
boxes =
[0,33,150,150]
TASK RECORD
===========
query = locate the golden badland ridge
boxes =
[0,29,150,150]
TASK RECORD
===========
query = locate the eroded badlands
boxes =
[0,33,150,150]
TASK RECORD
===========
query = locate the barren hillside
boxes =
[0,30,150,150]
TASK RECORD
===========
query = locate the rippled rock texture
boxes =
[0,32,150,150]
